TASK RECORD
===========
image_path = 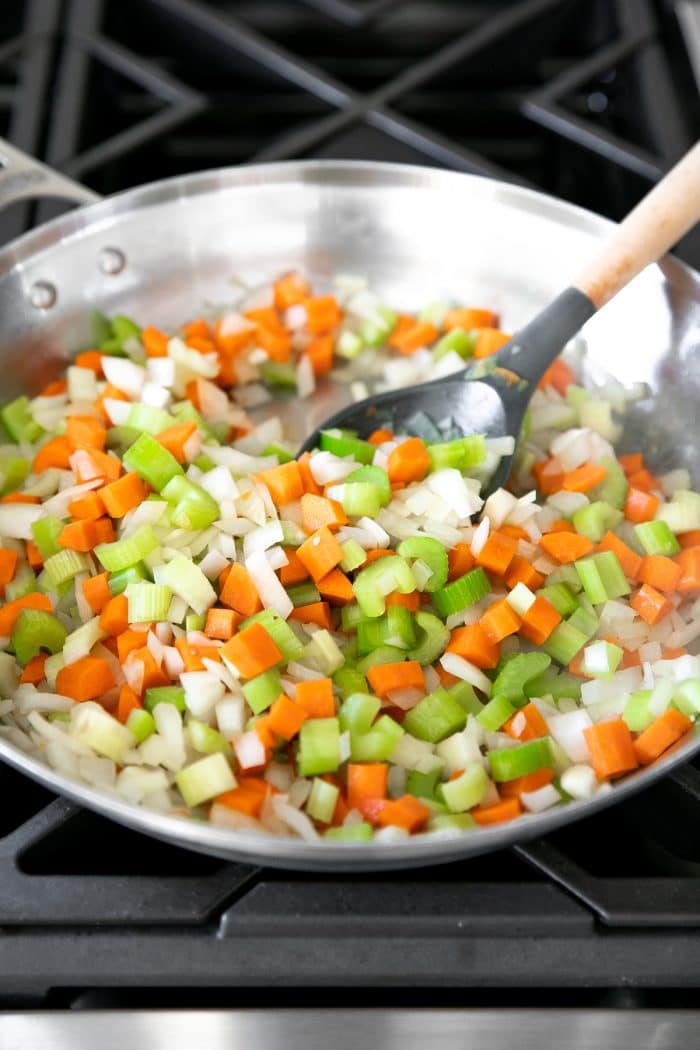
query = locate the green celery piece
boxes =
[355,645,406,675]
[306,777,340,823]
[126,708,156,743]
[171,402,216,443]
[340,603,367,632]
[111,314,141,344]
[339,692,381,733]
[123,432,184,492]
[240,609,305,661]
[11,609,67,665]
[546,564,583,593]
[476,695,516,732]
[194,453,217,473]
[161,475,219,530]
[334,667,369,699]
[488,738,553,782]
[126,582,172,623]
[324,822,373,841]
[427,435,486,473]
[297,718,342,775]
[590,456,628,510]
[0,455,29,496]
[242,669,283,715]
[263,443,294,464]
[539,583,579,618]
[397,536,449,592]
[575,551,630,605]
[567,604,599,639]
[623,690,655,732]
[432,328,476,361]
[186,720,232,757]
[525,670,581,702]
[287,581,322,608]
[185,613,205,633]
[438,763,488,812]
[339,482,384,518]
[108,563,149,596]
[90,309,113,345]
[126,402,174,436]
[572,501,622,543]
[336,330,365,360]
[349,715,404,761]
[432,567,490,618]
[406,767,442,799]
[491,652,552,702]
[107,425,142,454]
[402,688,467,743]
[353,555,416,618]
[407,611,450,665]
[1,396,44,443]
[319,429,375,465]
[96,525,159,573]
[340,539,367,574]
[448,679,484,716]
[356,605,416,656]
[674,680,700,716]
[360,305,397,347]
[5,564,37,601]
[144,686,185,713]
[634,521,681,556]
[346,465,391,506]
[31,515,64,560]
[44,549,91,587]
[542,621,588,665]
[429,812,476,832]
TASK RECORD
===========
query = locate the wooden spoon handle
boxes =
[575,140,700,309]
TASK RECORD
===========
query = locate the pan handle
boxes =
[0,138,99,211]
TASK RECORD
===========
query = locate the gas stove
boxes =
[1,0,700,1036]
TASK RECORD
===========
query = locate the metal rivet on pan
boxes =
[28,281,57,310]
[98,247,126,275]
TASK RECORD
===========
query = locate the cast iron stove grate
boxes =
[1,0,700,1008]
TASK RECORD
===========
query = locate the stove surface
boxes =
[1,0,700,1012]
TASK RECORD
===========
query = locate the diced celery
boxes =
[126,582,172,623]
[1,396,44,443]
[11,609,67,665]
[360,305,397,347]
[306,777,340,823]
[590,456,628,510]
[297,718,342,775]
[108,563,149,596]
[428,812,476,832]
[673,679,700,716]
[407,611,450,665]
[572,501,622,543]
[438,763,487,812]
[287,581,322,608]
[432,567,490,618]
[539,583,579,618]
[340,539,367,574]
[260,361,296,389]
[634,520,681,556]
[123,432,184,491]
[350,715,404,761]
[320,428,375,465]
[542,621,588,665]
[335,330,365,360]
[175,753,236,807]
[156,554,216,617]
[44,549,91,588]
[427,435,486,473]
[356,645,406,674]
[186,719,232,757]
[70,702,134,763]
[0,455,29,496]
[575,551,630,605]
[339,692,381,733]
[397,536,449,592]
[185,613,205,632]
[402,688,466,743]
[353,555,416,618]
[488,738,552,782]
[96,525,159,573]
[491,652,551,701]
[144,686,185,712]
[623,690,654,732]
[126,707,156,743]
[107,425,142,453]
[340,604,366,632]
[161,474,220,530]
[432,328,476,361]
[448,679,484,716]
[476,695,516,731]
[242,669,283,715]
[31,515,63,559]
[126,402,174,436]
[525,671,581,702]
[406,766,442,799]
[334,667,369,699]
[241,610,305,661]
[5,564,37,601]
[338,482,384,517]
[346,465,391,505]
[324,822,373,841]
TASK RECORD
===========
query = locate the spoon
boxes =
[299,141,700,494]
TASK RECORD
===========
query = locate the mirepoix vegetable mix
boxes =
[0,270,699,844]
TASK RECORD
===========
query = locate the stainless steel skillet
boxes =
[0,138,698,872]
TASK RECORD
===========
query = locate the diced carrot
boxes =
[630,584,673,625]
[475,531,517,576]
[545,518,575,534]
[364,549,394,563]
[279,548,310,586]
[25,540,43,569]
[367,660,425,698]
[32,435,73,472]
[596,530,642,580]
[448,543,475,581]
[387,437,431,484]
[583,718,638,780]
[301,492,347,532]
[58,519,99,552]
[387,316,439,354]
[174,637,213,673]
[472,798,522,825]
[213,321,254,361]
[73,447,122,484]
[619,452,644,477]
[141,325,170,357]
[0,548,18,587]
[385,591,421,612]
[627,467,661,493]
[205,607,240,641]
[532,457,564,496]
[156,421,198,464]
[304,295,342,334]
[662,646,688,660]
[675,546,700,592]
[40,378,68,396]
[82,572,112,615]
[20,652,48,685]
[74,350,104,374]
[500,767,555,798]
[443,307,498,331]
[447,623,500,669]
[214,778,270,818]
[220,622,283,679]
[220,562,263,618]
[297,451,322,496]
[257,323,291,362]
[519,595,561,645]
[257,461,304,506]
[347,763,389,809]
[66,415,107,452]
[316,567,355,605]
[561,464,608,493]
[93,517,115,545]
[130,646,171,691]
[69,492,106,521]
[99,594,129,636]
[117,628,150,662]
[473,327,510,358]
[0,593,52,635]
[183,318,212,342]
[537,357,576,395]
[679,529,700,549]
[56,656,115,702]
[274,272,311,310]
[504,703,549,741]
[539,531,594,564]
[500,524,530,542]
[304,334,334,377]
[297,526,344,582]
[637,555,682,594]
[289,601,332,629]
[504,555,544,591]
[99,472,149,518]
[2,493,40,504]
[624,486,660,523]
[375,794,431,833]
[295,678,336,719]
[480,599,521,644]
[368,428,394,446]
[266,693,307,741]
[633,708,692,766]
[117,684,142,724]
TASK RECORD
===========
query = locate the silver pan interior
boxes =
[0,161,698,871]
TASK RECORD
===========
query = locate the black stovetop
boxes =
[2,0,700,1009]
